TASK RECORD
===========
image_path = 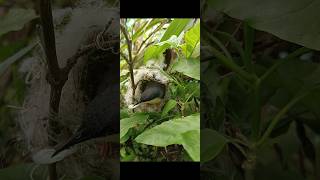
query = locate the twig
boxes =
[225,22,242,48]
[136,21,166,55]
[120,51,129,62]
[120,22,136,99]
[39,0,61,179]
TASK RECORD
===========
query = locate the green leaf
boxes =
[120,109,130,119]
[161,99,177,117]
[132,19,163,42]
[120,113,149,142]
[0,40,26,61]
[181,130,200,161]
[0,8,37,37]
[267,59,320,134]
[144,35,181,62]
[160,19,190,42]
[144,45,167,62]
[0,42,37,76]
[201,129,228,163]
[209,0,320,50]
[182,21,200,58]
[172,58,200,80]
[120,147,136,161]
[0,163,35,180]
[135,113,200,161]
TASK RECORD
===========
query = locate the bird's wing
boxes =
[140,87,162,102]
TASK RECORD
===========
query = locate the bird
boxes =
[130,81,166,109]
[51,83,119,157]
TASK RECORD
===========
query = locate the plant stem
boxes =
[251,80,261,140]
[214,30,245,61]
[256,90,310,146]
[224,22,242,48]
[243,22,255,73]
[209,46,255,82]
[260,47,310,82]
[121,22,136,100]
[204,30,233,61]
[39,0,60,179]
[136,21,167,55]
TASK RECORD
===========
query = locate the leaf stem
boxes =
[244,23,255,73]
[256,90,310,146]
[260,47,310,82]
[251,79,261,140]
[209,46,256,82]
[121,22,136,100]
[204,30,233,61]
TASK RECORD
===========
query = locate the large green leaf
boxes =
[0,8,37,37]
[160,19,190,42]
[120,113,149,141]
[0,163,36,180]
[181,130,200,161]
[201,129,228,163]
[182,20,200,58]
[209,0,320,50]
[172,58,200,80]
[135,113,200,161]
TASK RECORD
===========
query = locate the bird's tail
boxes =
[128,101,141,109]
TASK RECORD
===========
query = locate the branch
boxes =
[121,23,136,99]
[136,21,166,55]
[120,51,129,63]
[40,0,60,80]
[39,0,60,179]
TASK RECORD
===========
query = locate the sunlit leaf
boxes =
[144,35,181,62]
[181,130,200,161]
[135,113,200,161]
[160,19,190,42]
[120,113,149,142]
[182,20,200,58]
[172,58,200,80]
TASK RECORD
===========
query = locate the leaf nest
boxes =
[124,67,170,112]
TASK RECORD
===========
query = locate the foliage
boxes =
[120,18,200,162]
[201,1,320,179]
[0,3,36,179]
[0,8,37,37]
[208,0,320,51]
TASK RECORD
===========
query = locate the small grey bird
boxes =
[130,81,166,109]
[52,83,119,157]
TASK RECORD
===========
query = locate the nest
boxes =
[17,0,119,179]
[124,67,170,112]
